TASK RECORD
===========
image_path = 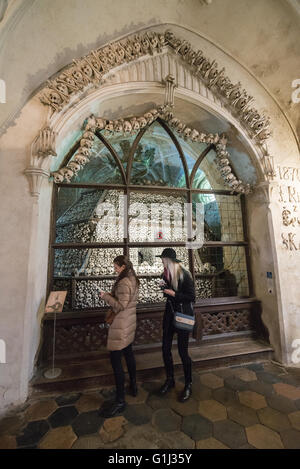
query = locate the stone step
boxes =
[29,336,273,397]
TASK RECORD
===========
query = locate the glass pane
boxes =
[54,247,123,277]
[54,248,89,277]
[56,189,125,243]
[128,191,188,242]
[100,132,137,171]
[130,121,187,187]
[67,137,123,184]
[74,279,115,309]
[194,246,249,298]
[192,193,244,242]
[129,247,190,275]
[193,149,228,190]
[174,131,208,176]
[137,277,165,304]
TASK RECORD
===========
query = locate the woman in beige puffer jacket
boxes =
[99,255,139,418]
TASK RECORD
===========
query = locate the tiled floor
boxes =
[1,361,300,449]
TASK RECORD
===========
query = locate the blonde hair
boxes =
[163,258,188,291]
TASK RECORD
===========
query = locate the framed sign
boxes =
[45,291,67,313]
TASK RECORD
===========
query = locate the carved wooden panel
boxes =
[201,309,251,335]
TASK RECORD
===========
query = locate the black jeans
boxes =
[162,308,192,385]
[110,343,136,402]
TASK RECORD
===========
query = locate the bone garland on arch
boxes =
[39,29,271,147]
[51,109,252,194]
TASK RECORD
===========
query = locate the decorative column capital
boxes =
[25,126,57,199]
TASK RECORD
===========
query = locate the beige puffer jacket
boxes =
[102,272,139,351]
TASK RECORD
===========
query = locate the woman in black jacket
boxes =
[156,248,196,402]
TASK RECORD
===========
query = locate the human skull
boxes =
[218,158,230,167]
[220,166,231,176]
[105,120,114,132]
[78,146,91,156]
[148,109,159,118]
[86,115,97,131]
[219,134,228,146]
[52,171,64,183]
[206,133,215,144]
[96,117,105,130]
[80,138,93,148]
[144,112,154,124]
[190,129,199,141]
[176,122,186,133]
[130,118,140,132]
[123,120,132,133]
[224,173,235,182]
[56,83,69,95]
[49,91,62,106]
[183,127,192,139]
[82,63,93,78]
[72,69,84,82]
[82,131,95,141]
[114,120,124,132]
[68,162,81,174]
[169,118,180,128]
[198,133,206,142]
[137,117,147,128]
[63,168,75,183]
[74,154,89,165]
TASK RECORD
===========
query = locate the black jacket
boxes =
[161,268,196,316]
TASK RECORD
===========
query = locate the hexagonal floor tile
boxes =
[123,404,152,426]
[196,437,229,449]
[198,400,227,422]
[75,393,104,413]
[257,407,291,432]
[0,435,17,449]
[71,410,104,437]
[16,420,50,448]
[182,414,213,441]
[152,408,182,433]
[213,419,247,449]
[200,373,224,389]
[213,387,237,407]
[230,368,257,382]
[248,379,276,398]
[255,371,283,384]
[238,390,267,410]
[39,425,77,449]
[48,405,79,428]
[224,376,249,392]
[267,394,298,414]
[227,402,259,427]
[280,428,300,449]
[126,386,148,405]
[288,411,300,431]
[169,397,199,417]
[246,424,284,449]
[273,383,300,400]
[25,400,58,422]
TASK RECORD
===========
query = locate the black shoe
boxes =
[158,378,175,396]
[129,380,138,397]
[179,383,192,402]
[99,400,126,418]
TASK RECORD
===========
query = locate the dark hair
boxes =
[113,255,140,291]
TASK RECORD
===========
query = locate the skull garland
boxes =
[51,109,252,193]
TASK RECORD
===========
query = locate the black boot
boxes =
[99,399,126,418]
[179,383,192,402]
[158,377,175,396]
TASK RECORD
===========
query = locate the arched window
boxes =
[50,118,251,311]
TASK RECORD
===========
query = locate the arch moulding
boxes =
[25,28,277,200]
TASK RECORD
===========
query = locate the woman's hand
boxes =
[99,290,106,298]
[164,288,175,297]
